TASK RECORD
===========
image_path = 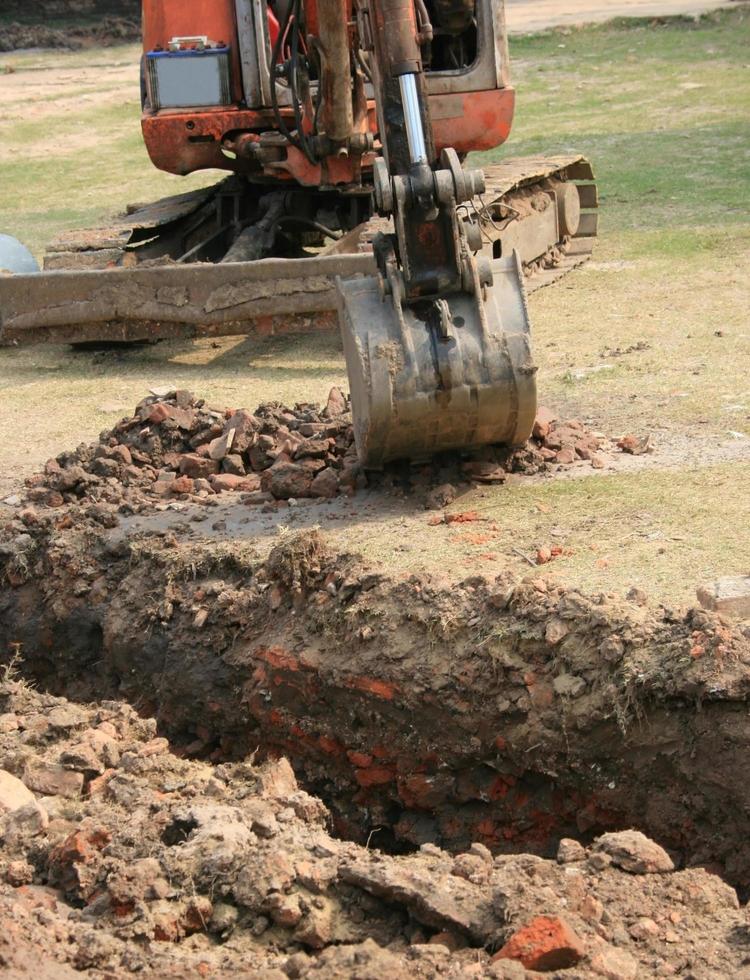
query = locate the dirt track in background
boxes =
[505,0,741,32]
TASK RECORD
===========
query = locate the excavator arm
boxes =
[336,0,537,465]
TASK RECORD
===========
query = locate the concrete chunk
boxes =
[23,761,84,799]
[697,577,750,620]
[0,769,36,814]
[593,830,673,874]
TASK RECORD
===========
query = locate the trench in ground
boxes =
[3,524,750,892]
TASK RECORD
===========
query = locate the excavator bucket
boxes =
[337,252,537,468]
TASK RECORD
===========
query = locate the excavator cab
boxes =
[137,0,539,467]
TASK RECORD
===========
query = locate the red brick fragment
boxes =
[533,406,557,440]
[345,676,397,700]
[445,511,480,524]
[492,915,585,971]
[148,403,171,424]
[171,475,194,495]
[209,473,261,493]
[179,454,219,479]
[48,826,112,900]
[354,767,395,787]
[555,447,576,465]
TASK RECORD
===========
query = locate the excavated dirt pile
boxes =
[0,676,749,979]
[0,18,139,53]
[16,388,612,518]
[2,388,750,976]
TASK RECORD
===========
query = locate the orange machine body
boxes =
[140,0,515,187]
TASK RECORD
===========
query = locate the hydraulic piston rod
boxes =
[398,73,428,165]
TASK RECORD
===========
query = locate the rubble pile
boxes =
[17,389,612,519]
[0,676,747,978]
[3,388,748,976]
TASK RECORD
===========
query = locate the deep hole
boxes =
[1,646,686,872]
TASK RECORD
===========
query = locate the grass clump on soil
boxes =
[129,537,260,583]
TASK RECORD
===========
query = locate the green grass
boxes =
[472,7,750,436]
[0,44,218,257]
[479,8,750,250]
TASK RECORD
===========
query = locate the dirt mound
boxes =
[0,675,747,978]
[0,17,139,53]
[16,389,613,521]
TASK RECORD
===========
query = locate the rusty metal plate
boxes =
[482,154,595,198]
[122,182,228,230]
[0,253,376,346]
[45,182,225,254]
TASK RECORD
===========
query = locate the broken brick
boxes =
[492,915,585,971]
[209,473,261,493]
[533,406,557,440]
[179,455,220,479]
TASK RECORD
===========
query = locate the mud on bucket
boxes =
[336,253,537,468]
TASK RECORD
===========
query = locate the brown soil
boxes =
[0,17,139,53]
[0,676,746,980]
[2,390,750,977]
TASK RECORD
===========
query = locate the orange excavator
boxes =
[0,0,597,466]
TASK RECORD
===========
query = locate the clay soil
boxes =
[2,388,750,978]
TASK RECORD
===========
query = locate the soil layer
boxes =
[4,517,750,878]
[0,676,746,979]
[2,390,750,977]
[2,393,750,882]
